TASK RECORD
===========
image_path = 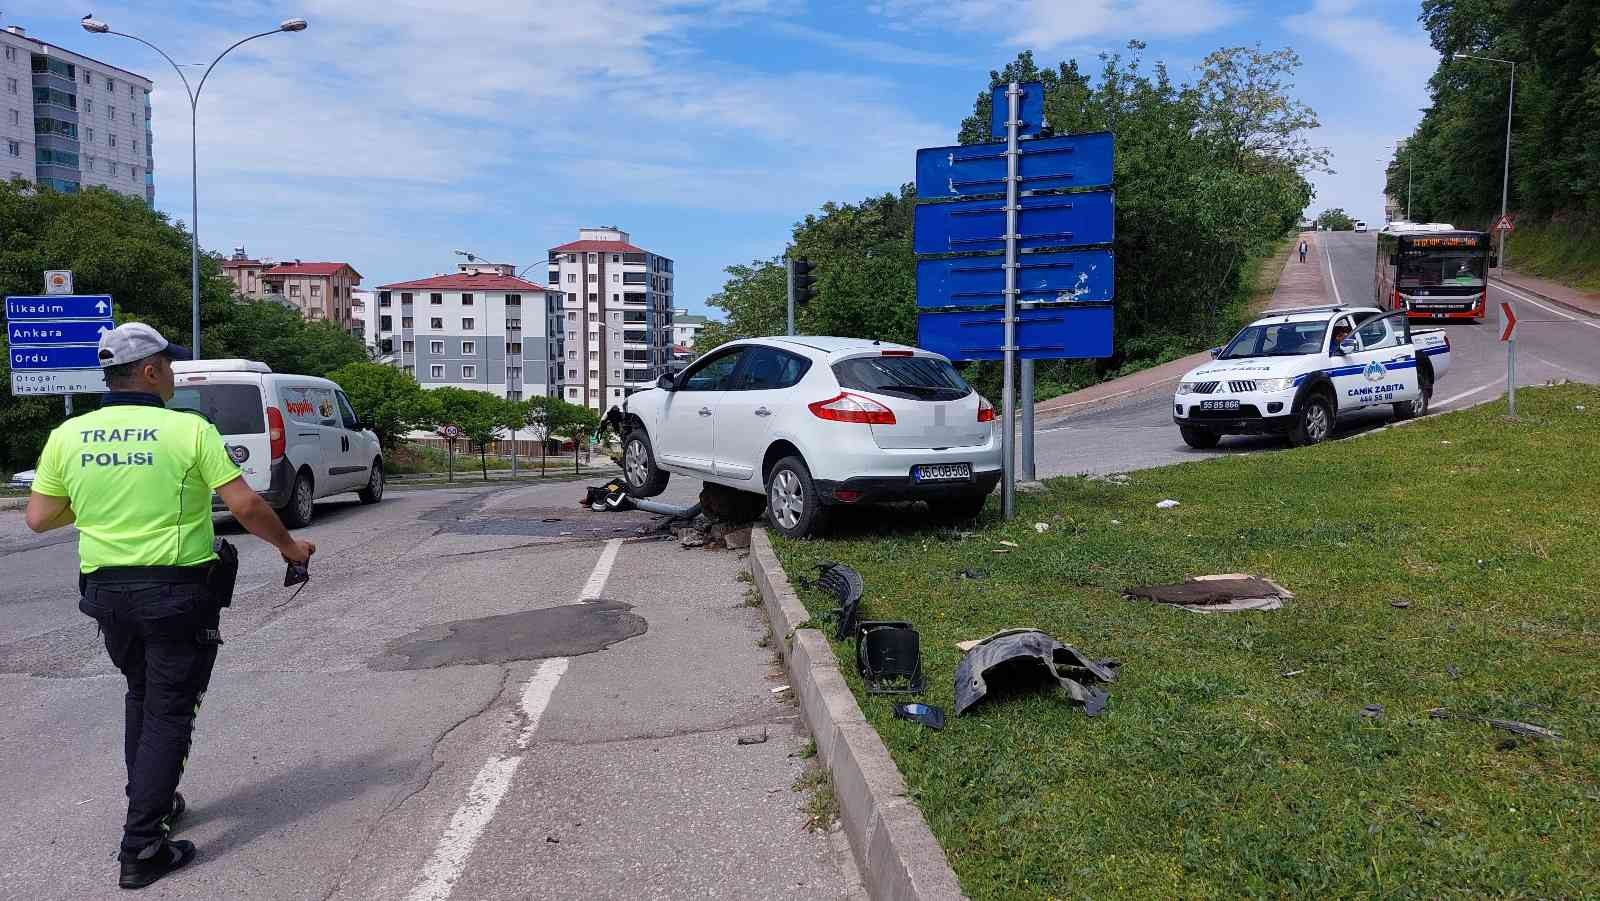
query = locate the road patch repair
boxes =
[763,384,1600,898]
[373,598,647,671]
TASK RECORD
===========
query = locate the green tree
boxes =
[432,387,506,480]
[1317,208,1355,231]
[327,363,440,450]
[523,395,557,475]
[208,300,369,377]
[565,404,601,475]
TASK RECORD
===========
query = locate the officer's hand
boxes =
[281,539,316,565]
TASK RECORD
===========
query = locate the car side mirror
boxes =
[1208,346,1222,359]
[656,373,677,391]
[1338,337,1359,355]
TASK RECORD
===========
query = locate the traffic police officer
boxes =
[25,323,315,890]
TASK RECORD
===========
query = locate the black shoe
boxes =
[167,792,187,833]
[118,840,196,890]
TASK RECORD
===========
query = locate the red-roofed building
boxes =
[222,246,363,331]
[545,227,675,411]
[371,260,565,401]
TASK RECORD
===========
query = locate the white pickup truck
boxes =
[1173,305,1451,448]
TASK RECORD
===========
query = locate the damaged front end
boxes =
[953,629,1120,717]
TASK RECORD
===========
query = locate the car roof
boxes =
[736,335,927,358]
[1249,306,1382,325]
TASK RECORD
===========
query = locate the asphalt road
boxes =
[1032,230,1600,477]
[0,478,861,899]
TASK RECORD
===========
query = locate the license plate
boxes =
[912,463,971,482]
[1200,400,1241,411]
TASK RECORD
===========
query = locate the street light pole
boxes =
[83,16,309,358]
[1454,53,1516,273]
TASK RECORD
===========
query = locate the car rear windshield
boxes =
[167,384,265,435]
[832,355,971,401]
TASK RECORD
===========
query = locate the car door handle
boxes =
[754,407,772,417]
[698,407,713,417]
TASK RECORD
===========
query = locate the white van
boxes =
[1354,220,1368,233]
[169,359,384,526]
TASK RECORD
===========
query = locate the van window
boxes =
[167,384,266,436]
[335,391,360,430]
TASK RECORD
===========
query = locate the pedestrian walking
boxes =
[25,323,315,890]
[1298,239,1309,263]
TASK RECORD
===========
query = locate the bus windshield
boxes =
[1399,250,1485,288]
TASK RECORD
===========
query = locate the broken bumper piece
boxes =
[953,629,1119,717]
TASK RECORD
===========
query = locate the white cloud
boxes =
[1286,0,1437,107]
[869,0,1239,45]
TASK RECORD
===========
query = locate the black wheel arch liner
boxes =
[1292,374,1339,416]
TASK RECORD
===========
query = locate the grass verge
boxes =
[1506,220,1600,293]
[776,385,1600,898]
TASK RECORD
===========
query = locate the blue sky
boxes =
[6,1,1437,316]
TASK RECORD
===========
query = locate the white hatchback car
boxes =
[620,337,1002,537]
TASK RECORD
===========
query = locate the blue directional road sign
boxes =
[915,132,1114,200]
[9,320,113,346]
[5,294,113,321]
[10,345,104,370]
[990,82,1046,139]
[917,304,1114,362]
[913,189,1114,255]
[915,249,1113,309]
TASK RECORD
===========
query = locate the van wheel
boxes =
[1180,426,1221,449]
[622,429,670,498]
[766,456,827,539]
[358,459,384,504]
[1288,394,1334,447]
[279,471,315,527]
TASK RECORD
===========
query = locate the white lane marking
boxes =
[1436,381,1503,408]
[1490,281,1600,331]
[1323,234,1343,305]
[406,542,622,901]
[580,538,623,600]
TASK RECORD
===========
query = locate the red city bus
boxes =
[1374,224,1492,322]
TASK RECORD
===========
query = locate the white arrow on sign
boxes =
[97,326,109,334]
[94,300,107,314]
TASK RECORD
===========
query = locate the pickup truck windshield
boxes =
[1218,321,1328,359]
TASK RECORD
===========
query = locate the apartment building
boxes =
[0,22,154,203]
[375,263,564,401]
[349,287,379,349]
[546,227,675,411]
[671,310,711,358]
[220,247,362,331]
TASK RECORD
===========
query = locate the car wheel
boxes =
[1393,376,1431,421]
[766,456,827,539]
[927,492,989,523]
[358,459,384,504]
[1179,426,1222,449]
[279,471,315,527]
[1288,393,1334,447]
[622,429,670,498]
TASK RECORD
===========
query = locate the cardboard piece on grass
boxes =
[1123,572,1293,614]
[953,629,1119,717]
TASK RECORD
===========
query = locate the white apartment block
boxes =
[546,227,675,411]
[1,22,154,203]
[375,263,564,401]
[671,310,711,356]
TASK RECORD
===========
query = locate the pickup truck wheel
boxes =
[766,456,827,539]
[1289,394,1333,447]
[1393,373,1432,421]
[622,430,670,498]
[1179,426,1221,449]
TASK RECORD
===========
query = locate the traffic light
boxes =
[791,258,815,306]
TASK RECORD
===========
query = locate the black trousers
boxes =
[79,570,219,861]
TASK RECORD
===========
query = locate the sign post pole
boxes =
[1020,361,1034,481]
[1000,81,1021,520]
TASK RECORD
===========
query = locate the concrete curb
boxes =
[0,495,26,512]
[1492,275,1600,320]
[749,529,966,901]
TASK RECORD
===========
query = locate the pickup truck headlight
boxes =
[1257,377,1297,392]
[1176,382,1199,395]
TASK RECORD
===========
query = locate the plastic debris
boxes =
[1156,499,1180,509]
[856,621,926,694]
[1390,599,1412,609]
[1033,522,1050,533]
[953,629,1119,717]
[998,540,1020,548]
[1124,573,1293,614]
[892,703,945,731]
[736,728,770,746]
[1281,669,1304,678]
[1428,707,1561,741]
[802,562,865,641]
[1360,704,1385,719]
[770,685,790,695]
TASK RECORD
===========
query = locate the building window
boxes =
[462,365,476,380]
[130,83,137,98]
[108,105,115,121]
[587,274,597,283]
[401,292,413,303]
[404,365,415,376]
[83,71,91,86]
[567,311,576,320]
[612,273,620,283]
[568,388,579,399]
[310,284,321,298]
[506,294,521,306]
[401,317,413,328]
[430,340,444,354]
[462,340,476,355]
[379,291,392,307]
[569,369,578,379]
[587,253,597,263]
[507,390,522,401]
[589,351,598,361]
[106,76,115,91]
[611,254,620,263]
[587,293,597,302]
[430,318,443,329]
[567,273,575,283]
[5,141,17,158]
[613,370,621,379]
[6,109,15,126]
[566,253,577,263]
[461,293,473,306]
[380,316,393,331]
[133,139,139,153]
[462,317,475,330]
[403,341,415,353]
[109,133,117,148]
[508,366,522,379]
[85,127,93,142]
[288,283,301,296]
[506,319,521,329]
[2,46,11,61]
[430,365,444,378]
[5,78,15,95]
[507,342,522,354]
[430,293,443,305]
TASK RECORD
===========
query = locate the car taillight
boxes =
[977,396,996,422]
[267,406,286,460]
[808,392,896,425]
